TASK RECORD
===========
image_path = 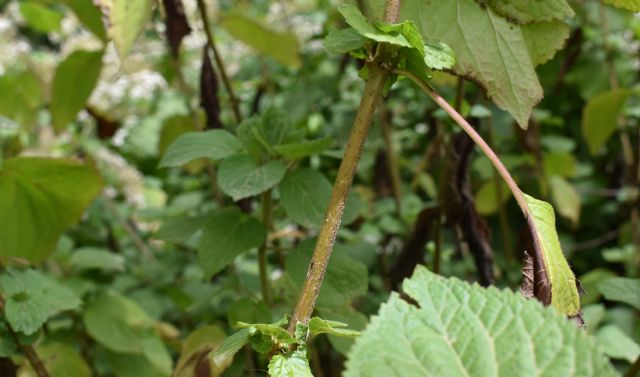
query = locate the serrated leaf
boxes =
[220,12,300,67]
[268,353,314,377]
[324,28,366,53]
[308,317,361,339]
[217,155,286,201]
[399,0,560,128]
[603,0,640,12]
[598,277,640,310]
[549,176,581,226]
[279,168,361,228]
[424,40,456,70]
[521,21,570,66]
[62,0,107,41]
[69,247,125,272]
[0,157,103,263]
[19,1,63,33]
[159,130,243,167]
[582,89,631,155]
[0,269,81,335]
[338,4,412,47]
[524,194,580,316]
[197,207,266,277]
[108,0,153,59]
[51,49,103,132]
[596,325,640,363]
[274,137,333,160]
[484,0,574,23]
[345,266,616,377]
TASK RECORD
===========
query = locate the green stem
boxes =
[259,189,272,305]
[196,0,242,124]
[288,63,389,333]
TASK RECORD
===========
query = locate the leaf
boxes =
[287,239,368,307]
[0,157,103,263]
[598,277,640,310]
[69,247,126,272]
[159,130,243,167]
[62,0,107,41]
[603,0,640,12]
[28,343,91,377]
[51,49,104,132]
[217,155,286,201]
[19,1,63,33]
[197,207,266,277]
[220,12,300,67]
[521,21,571,66]
[582,89,631,155]
[0,69,44,129]
[154,214,208,244]
[474,180,510,215]
[108,0,154,59]
[106,350,171,377]
[549,176,581,226]
[423,40,456,70]
[399,0,563,128]
[308,317,361,339]
[543,151,576,177]
[268,352,314,377]
[344,266,617,377]
[279,168,361,229]
[174,325,228,377]
[211,328,252,368]
[524,194,580,316]
[0,269,81,335]
[236,318,296,345]
[324,28,366,54]
[484,0,574,23]
[596,325,640,363]
[338,4,412,48]
[274,138,334,160]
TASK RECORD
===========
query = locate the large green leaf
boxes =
[399,0,568,128]
[197,207,267,277]
[582,89,631,155]
[159,130,243,167]
[0,269,81,335]
[524,194,580,316]
[324,28,366,54]
[598,277,640,310]
[484,0,574,23]
[69,247,126,272]
[596,325,640,363]
[62,0,107,41]
[603,0,640,12]
[51,49,104,132]
[220,12,300,68]
[521,21,570,66]
[345,267,616,377]
[0,157,103,262]
[279,168,361,228]
[217,155,286,201]
[108,0,153,59]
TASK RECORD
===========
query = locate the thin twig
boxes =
[258,190,273,305]
[380,103,403,216]
[196,0,242,123]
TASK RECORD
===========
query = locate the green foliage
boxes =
[308,317,361,338]
[345,267,616,377]
[0,157,103,262]
[159,130,243,167]
[62,0,107,41]
[0,269,81,335]
[217,156,286,201]
[19,1,63,33]
[596,324,640,363]
[268,352,314,377]
[108,0,154,59]
[598,277,640,310]
[603,0,640,11]
[484,0,574,23]
[582,89,632,155]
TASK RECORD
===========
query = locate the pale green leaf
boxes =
[521,21,570,66]
[106,351,170,377]
[279,168,361,229]
[69,247,125,272]
[474,180,510,215]
[236,318,296,345]
[217,155,286,201]
[274,138,333,160]
[596,325,640,363]
[317,306,368,355]
[19,1,63,33]
[108,0,153,59]
[338,4,412,47]
[51,49,103,132]
[0,157,103,263]
[484,0,574,23]
[399,0,547,128]
[424,40,456,70]
[603,0,640,12]
[345,266,616,377]
[549,176,581,226]
[308,317,361,338]
[324,28,366,54]
[62,0,107,41]
[174,325,228,377]
[159,130,243,167]
[543,151,576,177]
[28,343,91,377]
[211,328,252,368]
[582,89,631,155]
[524,194,580,316]
[0,69,44,129]
[197,207,266,277]
[268,352,314,377]
[598,277,640,310]
[220,12,300,67]
[154,214,208,244]
[0,269,81,335]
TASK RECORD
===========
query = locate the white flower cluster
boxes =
[92,145,146,208]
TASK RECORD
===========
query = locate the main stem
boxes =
[288,64,389,333]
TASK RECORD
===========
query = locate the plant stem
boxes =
[625,354,640,377]
[196,0,242,124]
[0,297,51,377]
[258,189,272,305]
[380,103,403,216]
[395,69,530,217]
[288,63,389,333]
